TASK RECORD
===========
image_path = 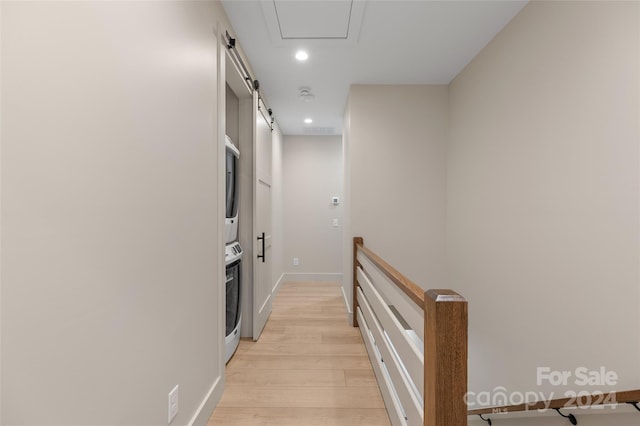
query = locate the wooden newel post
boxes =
[424,289,468,426]
[352,237,363,327]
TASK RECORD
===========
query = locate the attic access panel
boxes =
[275,0,352,39]
[261,0,366,45]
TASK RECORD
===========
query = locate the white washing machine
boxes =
[224,241,242,363]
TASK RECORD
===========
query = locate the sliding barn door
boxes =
[252,96,273,340]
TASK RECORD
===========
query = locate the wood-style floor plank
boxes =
[226,354,374,371]
[224,369,347,387]
[209,282,390,425]
[208,407,391,426]
[237,342,367,356]
[217,386,385,408]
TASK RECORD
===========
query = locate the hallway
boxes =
[208,282,390,425]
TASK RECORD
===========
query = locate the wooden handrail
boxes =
[353,238,425,307]
[353,236,468,426]
[468,388,640,415]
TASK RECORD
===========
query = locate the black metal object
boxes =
[225,31,256,91]
[554,408,577,425]
[226,35,235,49]
[629,402,640,412]
[225,32,253,92]
[257,232,265,263]
[268,108,275,128]
[224,32,276,128]
[478,414,492,425]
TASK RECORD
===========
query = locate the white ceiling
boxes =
[222,0,528,136]
[272,1,354,39]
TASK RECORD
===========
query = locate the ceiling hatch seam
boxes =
[273,0,354,40]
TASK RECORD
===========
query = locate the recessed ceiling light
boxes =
[295,50,309,61]
[304,118,313,124]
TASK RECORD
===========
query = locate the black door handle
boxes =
[257,232,265,263]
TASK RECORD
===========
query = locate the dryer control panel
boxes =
[225,241,243,265]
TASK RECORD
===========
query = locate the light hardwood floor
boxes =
[208,281,390,426]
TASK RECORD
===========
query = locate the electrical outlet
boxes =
[168,385,179,424]
[293,257,299,266]
[332,218,339,227]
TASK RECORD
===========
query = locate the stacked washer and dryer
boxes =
[224,135,242,363]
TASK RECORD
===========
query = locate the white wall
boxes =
[225,84,240,146]
[448,1,640,424]
[343,85,449,316]
[342,2,639,423]
[1,2,234,424]
[283,135,343,279]
[342,102,353,317]
[271,124,285,290]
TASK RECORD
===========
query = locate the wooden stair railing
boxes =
[353,237,468,426]
[353,237,638,426]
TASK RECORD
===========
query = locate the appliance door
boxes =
[225,149,238,219]
[225,259,241,337]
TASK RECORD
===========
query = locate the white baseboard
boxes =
[341,285,355,326]
[283,272,344,283]
[347,312,354,326]
[341,285,352,314]
[272,272,285,295]
[188,375,224,426]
